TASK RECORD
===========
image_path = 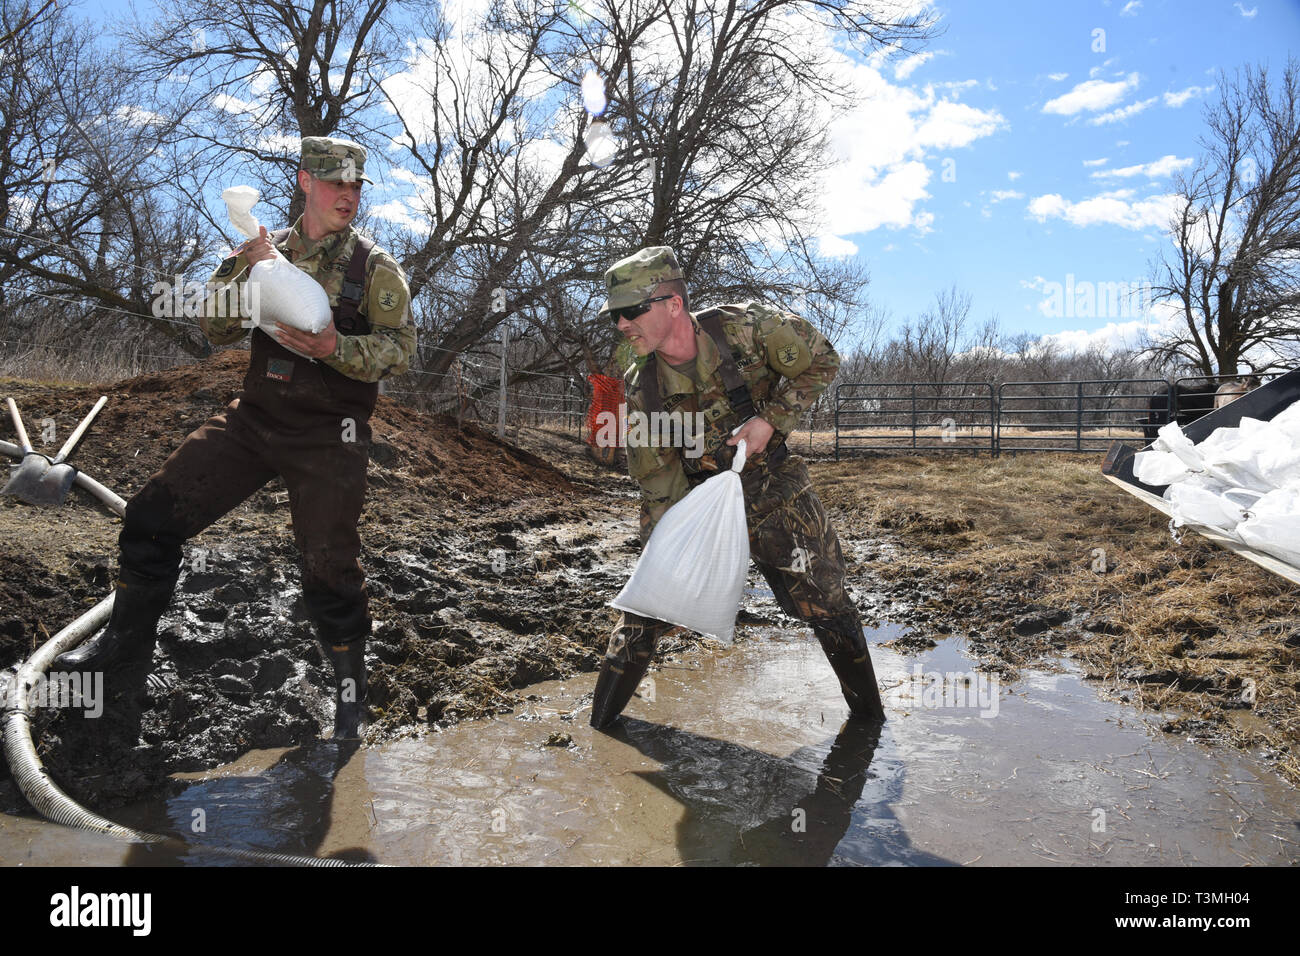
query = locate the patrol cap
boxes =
[599,246,684,315]
[299,136,374,185]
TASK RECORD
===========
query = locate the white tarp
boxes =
[1133,404,1300,566]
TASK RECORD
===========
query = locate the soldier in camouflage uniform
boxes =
[590,246,885,728]
[57,137,416,739]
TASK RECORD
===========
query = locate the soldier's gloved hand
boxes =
[727,416,774,457]
[276,319,339,359]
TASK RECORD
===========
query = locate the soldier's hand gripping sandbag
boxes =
[610,440,750,643]
[220,185,330,341]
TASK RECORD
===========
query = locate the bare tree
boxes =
[377,0,935,400]
[123,0,415,225]
[1147,60,1300,376]
[891,284,972,384]
[0,0,211,357]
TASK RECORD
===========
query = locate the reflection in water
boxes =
[610,718,953,866]
[118,739,374,866]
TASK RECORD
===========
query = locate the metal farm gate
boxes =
[833,377,1171,458]
[995,378,1168,453]
[834,382,996,458]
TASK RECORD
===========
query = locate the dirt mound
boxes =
[3,351,572,503]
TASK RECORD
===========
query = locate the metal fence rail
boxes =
[831,376,1228,458]
[835,382,996,458]
[996,378,1167,452]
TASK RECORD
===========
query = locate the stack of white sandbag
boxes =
[220,187,331,347]
[1132,404,1300,566]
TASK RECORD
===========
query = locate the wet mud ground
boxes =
[1,354,1298,864]
[3,618,1297,866]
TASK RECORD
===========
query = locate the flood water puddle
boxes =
[3,622,1296,866]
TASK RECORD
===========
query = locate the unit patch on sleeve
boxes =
[765,324,812,377]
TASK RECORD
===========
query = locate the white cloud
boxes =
[370,198,428,232]
[1038,312,1177,353]
[990,189,1023,202]
[822,159,935,237]
[253,133,301,158]
[813,38,1006,241]
[1090,154,1193,179]
[1043,73,1139,116]
[1026,190,1180,230]
[1120,1,1142,16]
[113,105,167,127]
[818,234,860,258]
[1235,3,1257,18]
[894,52,934,80]
[1082,157,1109,167]
[1088,59,1118,80]
[914,99,1006,149]
[1007,170,1022,180]
[1047,72,1069,82]
[1088,96,1157,125]
[1163,85,1212,108]
[212,92,259,114]
[931,79,979,97]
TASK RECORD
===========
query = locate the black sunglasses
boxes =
[608,294,675,324]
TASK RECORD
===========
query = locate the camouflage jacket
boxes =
[624,301,839,541]
[201,216,416,382]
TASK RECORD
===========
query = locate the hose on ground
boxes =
[1,439,378,866]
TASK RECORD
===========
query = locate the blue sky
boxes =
[820,0,1300,351]
[78,0,1300,352]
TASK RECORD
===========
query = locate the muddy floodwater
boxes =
[3,618,1296,866]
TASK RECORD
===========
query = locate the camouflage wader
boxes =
[590,452,884,727]
[593,248,885,727]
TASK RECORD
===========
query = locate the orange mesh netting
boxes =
[585,373,625,447]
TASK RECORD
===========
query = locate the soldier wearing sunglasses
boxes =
[590,246,886,728]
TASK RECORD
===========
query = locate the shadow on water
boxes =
[606,717,954,866]
[115,739,377,866]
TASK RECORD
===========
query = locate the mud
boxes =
[3,622,1296,866]
[2,355,1298,838]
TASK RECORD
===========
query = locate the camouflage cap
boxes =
[599,246,684,315]
[299,136,374,185]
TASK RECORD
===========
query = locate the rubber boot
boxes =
[54,569,177,673]
[590,615,662,729]
[813,613,886,722]
[325,641,368,739]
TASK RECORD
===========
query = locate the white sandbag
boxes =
[1133,448,1189,485]
[1147,392,1300,566]
[1236,488,1300,566]
[240,257,332,335]
[610,440,750,644]
[222,185,263,240]
[220,184,332,339]
[1165,480,1258,532]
